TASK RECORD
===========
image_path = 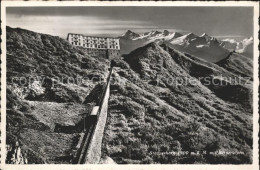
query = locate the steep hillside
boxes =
[216,52,253,79]
[160,44,252,109]
[6,26,109,163]
[102,43,252,164]
[6,27,253,164]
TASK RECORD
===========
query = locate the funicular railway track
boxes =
[75,64,114,164]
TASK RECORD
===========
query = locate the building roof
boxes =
[67,33,120,40]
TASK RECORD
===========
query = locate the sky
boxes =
[6,6,253,40]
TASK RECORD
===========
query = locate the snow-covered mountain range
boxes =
[119,30,253,62]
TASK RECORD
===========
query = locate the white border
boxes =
[1,1,259,170]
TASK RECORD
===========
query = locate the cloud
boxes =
[7,14,158,37]
[7,14,189,38]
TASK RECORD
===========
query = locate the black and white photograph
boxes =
[0,1,259,169]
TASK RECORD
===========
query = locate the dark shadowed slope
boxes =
[6,26,109,163]
[160,44,252,109]
[216,52,253,79]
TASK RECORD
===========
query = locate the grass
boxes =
[6,26,108,164]
[102,43,253,164]
[6,27,253,164]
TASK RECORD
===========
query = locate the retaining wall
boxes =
[84,70,112,164]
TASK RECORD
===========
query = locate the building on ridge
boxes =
[67,33,120,60]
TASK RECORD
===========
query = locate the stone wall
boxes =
[108,49,121,60]
[85,48,108,59]
[84,71,111,164]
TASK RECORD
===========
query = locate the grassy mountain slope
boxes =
[6,27,253,164]
[216,52,253,79]
[6,26,109,163]
[160,45,253,109]
[102,43,252,164]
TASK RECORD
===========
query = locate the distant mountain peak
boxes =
[200,33,209,37]
[187,32,196,36]
[185,32,197,38]
[172,32,182,37]
[241,36,253,46]
[153,30,161,33]
[122,30,140,39]
[181,32,198,41]
[243,36,253,43]
[143,30,162,35]
[125,30,135,34]
[163,30,170,36]
[247,36,253,40]
[222,38,237,43]
[124,30,139,35]
[150,30,162,36]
